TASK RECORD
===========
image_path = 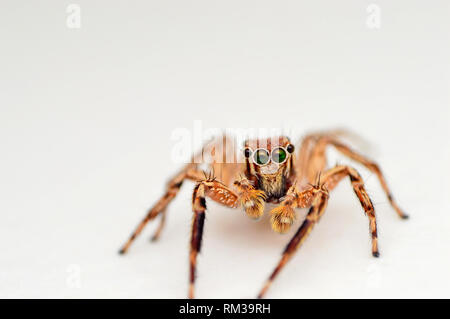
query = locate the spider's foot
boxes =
[372,251,380,258]
[240,189,266,219]
[388,194,409,220]
[118,240,133,254]
[396,208,409,220]
[188,283,195,299]
[150,226,164,242]
[257,280,271,299]
[270,205,296,233]
[150,235,160,242]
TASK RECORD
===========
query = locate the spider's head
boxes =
[243,136,295,178]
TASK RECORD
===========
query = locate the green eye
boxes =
[272,148,287,164]
[253,149,270,165]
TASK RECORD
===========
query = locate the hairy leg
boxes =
[259,188,329,298]
[258,165,379,298]
[301,132,408,219]
[119,165,204,254]
[120,132,244,253]
[326,138,408,219]
[189,178,239,298]
[322,165,379,256]
[188,174,268,298]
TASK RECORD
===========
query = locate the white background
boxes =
[1,1,449,298]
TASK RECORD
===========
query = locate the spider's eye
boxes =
[253,149,270,165]
[271,147,287,164]
[244,148,251,158]
[286,144,295,153]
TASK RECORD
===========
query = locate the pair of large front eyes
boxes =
[244,145,294,166]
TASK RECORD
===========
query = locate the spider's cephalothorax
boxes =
[243,136,296,202]
[119,130,408,299]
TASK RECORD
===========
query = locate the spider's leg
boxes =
[118,167,204,254]
[258,189,329,298]
[295,130,345,183]
[299,133,408,219]
[189,179,239,298]
[322,165,379,257]
[326,138,408,219]
[258,165,378,298]
[150,208,167,242]
[294,134,317,183]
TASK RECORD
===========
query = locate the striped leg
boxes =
[118,167,204,254]
[325,138,408,219]
[189,179,239,298]
[258,189,329,298]
[322,165,379,257]
[258,165,378,298]
[302,133,408,219]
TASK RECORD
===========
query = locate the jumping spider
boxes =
[119,130,408,298]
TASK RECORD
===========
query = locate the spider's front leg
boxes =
[258,165,379,298]
[259,188,329,298]
[189,178,240,298]
[189,176,267,298]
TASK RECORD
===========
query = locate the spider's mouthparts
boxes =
[260,163,281,175]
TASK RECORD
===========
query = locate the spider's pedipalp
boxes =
[270,204,296,233]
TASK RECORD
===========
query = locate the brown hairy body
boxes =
[119,130,408,298]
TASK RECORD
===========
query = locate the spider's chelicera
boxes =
[119,130,408,298]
